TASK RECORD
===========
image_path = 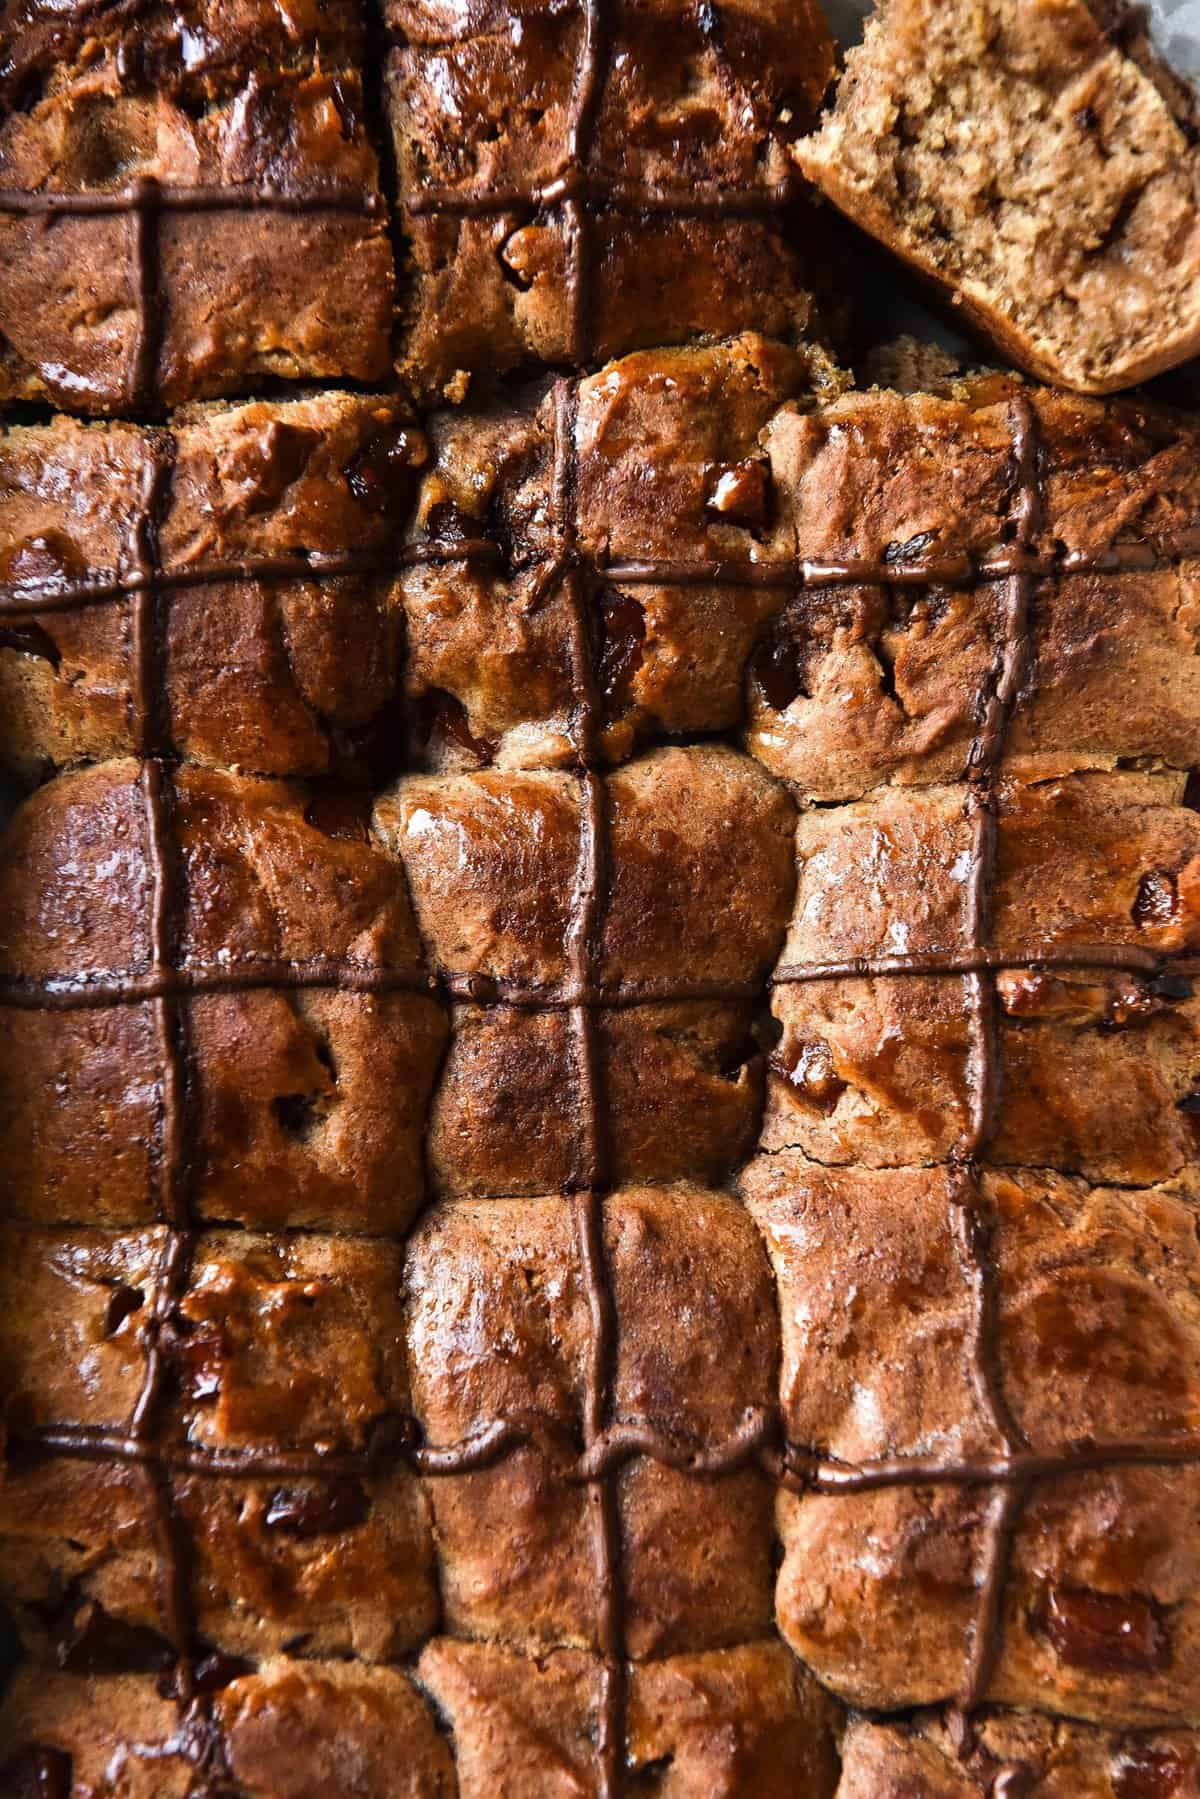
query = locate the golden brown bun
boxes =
[420,1638,840,1796]
[375,746,794,1194]
[405,1186,778,1656]
[0,1,391,412]
[0,760,446,1231]
[838,1707,1200,1797]
[0,395,425,782]
[387,0,837,397]
[744,1154,1200,1723]
[0,1659,456,1798]
[6,334,1200,1779]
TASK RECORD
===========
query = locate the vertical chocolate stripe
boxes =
[121,418,211,1765]
[952,393,1042,1726]
[129,177,164,415]
[550,70,628,1754]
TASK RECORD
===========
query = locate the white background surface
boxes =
[1156,0,1200,73]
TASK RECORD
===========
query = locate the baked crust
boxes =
[9,354,1200,800]
[837,1708,1200,1796]
[0,0,392,411]
[0,1661,456,1798]
[375,746,795,1193]
[405,1185,778,1656]
[0,760,446,1230]
[0,395,425,782]
[747,379,1200,794]
[420,1637,841,1795]
[387,0,837,398]
[742,1155,1200,1725]
[3,95,1200,1778]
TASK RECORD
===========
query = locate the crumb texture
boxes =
[798,0,1200,392]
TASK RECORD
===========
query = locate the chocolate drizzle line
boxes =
[0,543,505,621]
[2,945,1192,1012]
[561,0,612,366]
[406,172,794,218]
[942,394,1041,1716]
[0,185,382,217]
[128,766,199,1706]
[129,178,164,415]
[18,1413,1200,1490]
[5,523,1199,622]
[573,1189,625,1795]
[113,428,222,1781]
[770,944,1177,984]
[548,46,630,1742]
